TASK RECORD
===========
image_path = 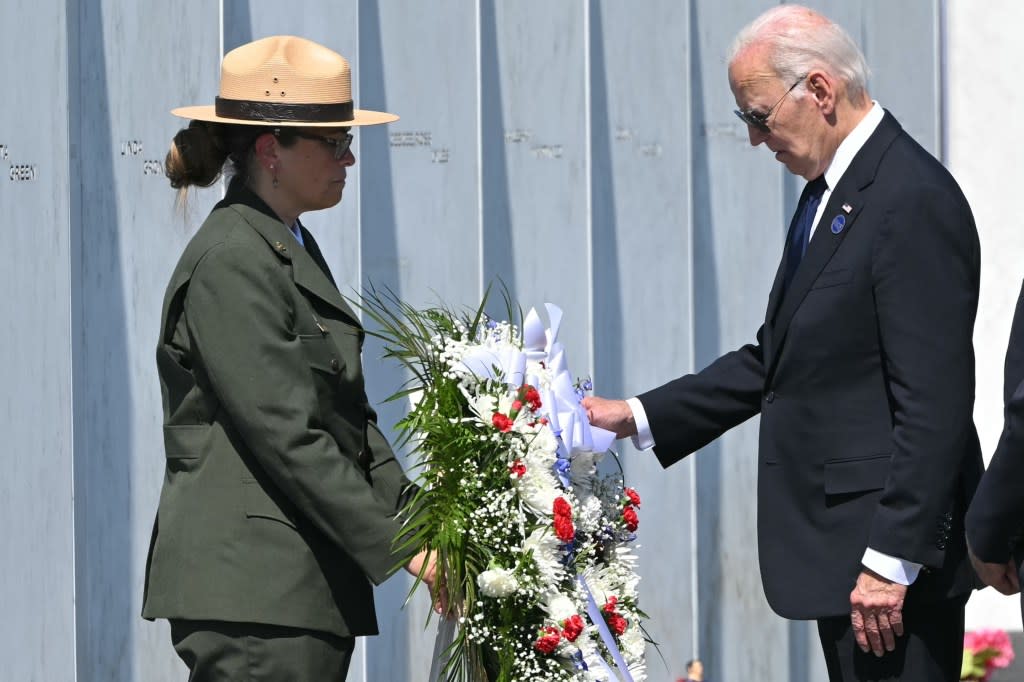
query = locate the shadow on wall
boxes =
[479,0,517,314]
[688,3,724,680]
[587,0,626,414]
[70,2,135,680]
[223,0,253,51]
[356,2,412,681]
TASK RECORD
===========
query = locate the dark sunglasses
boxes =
[733,75,806,134]
[293,131,354,159]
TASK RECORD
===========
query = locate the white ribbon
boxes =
[523,304,616,456]
[457,304,616,455]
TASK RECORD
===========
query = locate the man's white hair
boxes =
[728,5,870,104]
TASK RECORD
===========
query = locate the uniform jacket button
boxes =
[765,391,775,403]
[330,358,340,371]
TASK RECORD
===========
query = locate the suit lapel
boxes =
[765,111,903,374]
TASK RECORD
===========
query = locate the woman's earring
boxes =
[270,164,279,188]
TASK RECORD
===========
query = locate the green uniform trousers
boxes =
[170,620,356,681]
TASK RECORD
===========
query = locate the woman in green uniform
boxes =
[142,35,439,680]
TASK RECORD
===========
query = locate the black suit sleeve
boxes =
[967,281,1024,563]
[637,325,766,467]
[866,182,980,567]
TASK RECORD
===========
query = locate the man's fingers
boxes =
[994,575,1019,596]
[1005,562,1021,593]
[850,610,870,653]
[863,612,884,657]
[877,612,896,652]
[889,609,904,638]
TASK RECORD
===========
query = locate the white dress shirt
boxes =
[629,102,922,586]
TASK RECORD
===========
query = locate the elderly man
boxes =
[584,6,981,681]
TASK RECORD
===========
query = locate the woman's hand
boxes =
[405,549,450,615]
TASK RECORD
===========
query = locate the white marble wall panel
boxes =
[588,1,696,679]
[480,0,591,373]
[355,2,481,680]
[688,1,795,679]
[0,1,75,680]
[69,1,220,680]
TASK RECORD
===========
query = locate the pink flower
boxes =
[965,629,1015,668]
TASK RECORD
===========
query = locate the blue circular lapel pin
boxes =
[831,215,846,234]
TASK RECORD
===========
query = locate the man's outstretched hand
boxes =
[581,396,638,439]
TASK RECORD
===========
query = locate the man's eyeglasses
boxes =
[294,131,354,159]
[734,75,806,134]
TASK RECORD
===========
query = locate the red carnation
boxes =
[509,460,527,478]
[533,626,561,655]
[606,612,627,636]
[603,596,619,613]
[553,496,572,517]
[622,505,639,532]
[524,385,542,411]
[624,487,641,506]
[554,515,576,542]
[492,412,514,432]
[562,614,584,642]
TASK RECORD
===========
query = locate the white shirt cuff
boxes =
[861,548,922,585]
[626,397,655,451]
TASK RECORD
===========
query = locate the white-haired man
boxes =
[584,6,981,680]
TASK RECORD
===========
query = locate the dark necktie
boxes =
[783,175,827,291]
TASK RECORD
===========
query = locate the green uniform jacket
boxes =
[142,180,416,637]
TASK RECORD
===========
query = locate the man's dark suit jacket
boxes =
[966,281,1024,605]
[639,112,983,620]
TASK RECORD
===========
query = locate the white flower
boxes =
[517,471,560,517]
[463,389,497,424]
[620,623,646,662]
[544,593,578,622]
[477,568,520,598]
[523,527,563,579]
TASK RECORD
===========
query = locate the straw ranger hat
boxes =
[172,35,397,127]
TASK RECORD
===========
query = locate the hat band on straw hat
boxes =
[215,97,354,123]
